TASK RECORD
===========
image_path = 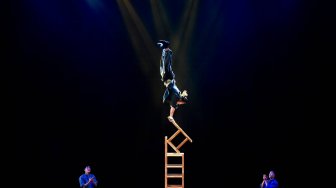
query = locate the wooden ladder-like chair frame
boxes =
[164,119,192,188]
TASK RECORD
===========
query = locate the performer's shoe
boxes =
[167,116,174,122]
[181,90,188,97]
[181,90,188,102]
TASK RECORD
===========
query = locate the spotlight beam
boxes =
[150,0,171,39]
[117,0,161,105]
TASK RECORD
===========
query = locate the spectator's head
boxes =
[269,170,275,179]
[84,166,91,174]
[263,174,268,180]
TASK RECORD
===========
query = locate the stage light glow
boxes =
[117,0,199,106]
[117,0,161,105]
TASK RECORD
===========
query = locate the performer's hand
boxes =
[89,177,94,182]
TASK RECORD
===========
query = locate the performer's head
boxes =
[157,40,170,49]
[84,166,91,174]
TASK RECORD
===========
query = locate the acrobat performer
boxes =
[157,40,188,122]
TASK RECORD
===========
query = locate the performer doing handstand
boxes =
[157,40,188,123]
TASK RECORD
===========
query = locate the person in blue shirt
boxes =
[79,166,98,188]
[264,170,279,188]
[157,40,188,122]
[260,174,268,188]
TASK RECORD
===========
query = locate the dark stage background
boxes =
[10,0,324,188]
